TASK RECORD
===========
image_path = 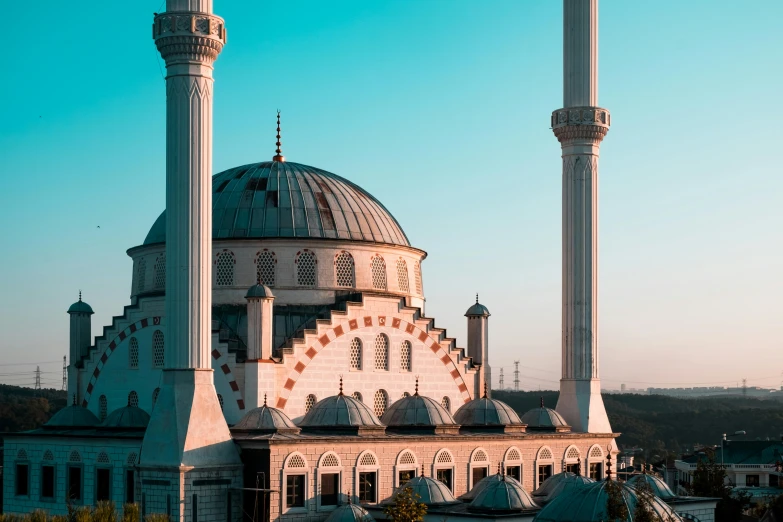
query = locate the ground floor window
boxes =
[566,463,580,474]
[68,466,83,502]
[96,468,112,501]
[506,466,521,482]
[771,474,779,487]
[16,464,29,496]
[589,463,603,481]
[436,469,453,492]
[41,465,55,499]
[746,475,760,487]
[538,464,553,486]
[125,470,135,503]
[398,469,415,486]
[286,474,306,508]
[321,473,339,506]
[358,472,377,503]
[472,466,489,488]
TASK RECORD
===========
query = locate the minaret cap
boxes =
[465,294,490,317]
[272,110,285,162]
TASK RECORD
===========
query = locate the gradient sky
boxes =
[1,1,781,390]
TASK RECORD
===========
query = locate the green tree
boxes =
[605,480,629,522]
[383,487,427,522]
[633,480,657,522]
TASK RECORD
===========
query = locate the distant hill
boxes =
[0,384,68,433]
[493,390,783,458]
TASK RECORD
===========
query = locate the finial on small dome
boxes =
[79,290,82,302]
[339,375,343,396]
[497,462,502,475]
[476,293,479,304]
[576,460,581,477]
[421,463,425,477]
[605,451,613,481]
[272,110,285,162]
[540,396,544,408]
[72,394,77,406]
[483,381,488,399]
[414,376,419,396]
[264,393,267,407]
[348,489,353,505]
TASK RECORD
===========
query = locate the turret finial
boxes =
[497,462,502,475]
[421,463,425,477]
[414,376,419,396]
[72,394,77,406]
[476,293,479,304]
[339,375,343,396]
[606,450,613,481]
[273,110,285,162]
[540,396,544,408]
[264,393,267,407]
[483,381,488,399]
[576,460,581,477]
[79,290,82,302]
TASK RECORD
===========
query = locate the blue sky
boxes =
[1,1,781,390]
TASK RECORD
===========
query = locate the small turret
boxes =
[245,282,275,360]
[465,294,490,398]
[68,291,93,364]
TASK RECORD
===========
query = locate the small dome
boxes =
[232,403,300,434]
[469,476,539,513]
[520,401,569,431]
[627,473,676,500]
[533,481,683,522]
[454,397,524,428]
[298,393,384,432]
[399,476,458,506]
[101,406,150,429]
[461,473,525,502]
[381,394,456,428]
[67,297,94,315]
[465,297,490,317]
[532,472,575,500]
[45,405,100,428]
[324,503,374,522]
[245,284,275,299]
[545,474,594,503]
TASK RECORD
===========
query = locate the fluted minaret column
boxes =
[553,0,612,434]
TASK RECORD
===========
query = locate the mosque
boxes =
[2,1,718,522]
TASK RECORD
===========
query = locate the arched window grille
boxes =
[396,259,409,293]
[305,394,317,413]
[256,250,276,287]
[441,396,451,413]
[129,337,139,369]
[352,392,363,402]
[350,338,362,370]
[374,334,389,371]
[154,254,166,289]
[217,394,224,411]
[371,256,387,290]
[99,395,108,421]
[97,452,110,464]
[373,390,388,417]
[215,250,235,286]
[137,257,146,292]
[152,330,165,368]
[128,391,139,408]
[399,341,412,372]
[335,252,355,287]
[297,250,317,286]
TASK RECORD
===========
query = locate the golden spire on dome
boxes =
[273,110,285,162]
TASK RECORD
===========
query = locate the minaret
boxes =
[465,294,491,399]
[67,291,93,401]
[552,0,612,433]
[140,2,240,519]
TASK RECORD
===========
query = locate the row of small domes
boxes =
[45,403,150,430]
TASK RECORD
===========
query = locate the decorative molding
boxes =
[153,13,226,63]
[551,107,610,144]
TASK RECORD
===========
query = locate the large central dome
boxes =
[144,161,409,247]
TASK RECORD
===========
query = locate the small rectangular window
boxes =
[398,469,415,486]
[436,469,453,492]
[68,466,83,501]
[566,463,580,474]
[41,465,55,499]
[358,472,377,504]
[16,464,29,496]
[538,464,553,486]
[472,467,488,487]
[321,473,339,506]
[286,474,305,508]
[125,470,135,503]
[771,474,779,488]
[589,463,602,481]
[506,466,522,482]
[746,475,760,487]
[96,468,111,501]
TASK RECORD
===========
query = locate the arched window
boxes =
[137,257,146,293]
[356,451,380,504]
[283,452,309,512]
[374,334,389,371]
[335,252,355,287]
[215,250,235,286]
[152,388,160,406]
[587,445,605,481]
[396,450,418,487]
[469,448,491,489]
[43,450,54,461]
[126,453,138,466]
[217,394,224,411]
[433,449,455,492]
[256,250,276,287]
[99,395,108,421]
[154,253,166,289]
[296,250,317,286]
[564,446,581,474]
[128,391,139,408]
[370,256,387,290]
[69,451,81,463]
[317,452,343,509]
[535,446,555,489]
[504,447,523,483]
[373,390,388,417]
[414,261,423,295]
[399,341,412,372]
[97,452,110,464]
[350,338,362,370]
[129,337,139,369]
[352,392,363,402]
[441,396,451,413]
[305,394,317,413]
[152,330,165,368]
[396,259,409,293]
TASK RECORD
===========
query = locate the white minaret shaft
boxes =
[553,0,612,433]
[155,0,226,368]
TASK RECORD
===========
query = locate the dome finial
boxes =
[414,376,419,396]
[273,110,285,162]
[72,394,77,406]
[605,450,613,481]
[540,396,544,408]
[483,381,488,399]
[576,460,582,477]
[421,463,425,477]
[264,393,267,407]
[476,293,479,304]
[339,375,344,396]
[79,290,82,302]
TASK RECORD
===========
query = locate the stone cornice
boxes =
[551,106,610,144]
[153,12,226,64]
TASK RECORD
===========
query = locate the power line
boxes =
[0,360,62,367]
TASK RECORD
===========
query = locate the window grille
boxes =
[350,338,362,370]
[352,392,362,402]
[305,394,317,413]
[256,250,276,287]
[17,449,28,460]
[335,252,355,287]
[97,452,110,464]
[69,451,81,463]
[152,388,160,405]
[297,250,317,286]
[217,394,224,411]
[287,454,307,469]
[539,448,553,460]
[566,447,580,459]
[359,453,378,467]
[99,395,108,421]
[152,330,165,368]
[589,446,603,458]
[128,391,139,408]
[506,448,522,461]
[399,452,416,465]
[436,451,453,464]
[215,250,234,286]
[373,390,388,417]
[154,254,165,289]
[374,334,388,371]
[137,258,146,292]
[43,450,54,461]
[129,337,139,368]
[371,256,387,290]
[441,396,451,412]
[414,262,423,295]
[399,341,412,372]
[396,259,409,292]
[321,453,340,468]
[473,450,488,462]
[127,453,138,466]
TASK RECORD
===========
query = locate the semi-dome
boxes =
[627,473,676,500]
[461,473,525,502]
[532,472,575,501]
[380,392,457,433]
[533,481,683,522]
[544,474,594,503]
[45,404,100,429]
[298,392,384,434]
[324,503,374,522]
[520,400,570,432]
[469,476,539,513]
[453,395,525,432]
[397,476,458,507]
[231,402,300,434]
[101,405,150,429]
[144,161,410,247]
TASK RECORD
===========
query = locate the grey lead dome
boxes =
[298,394,384,432]
[144,161,410,247]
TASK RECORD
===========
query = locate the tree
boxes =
[690,451,729,498]
[605,480,629,522]
[383,487,427,522]
[633,479,657,522]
